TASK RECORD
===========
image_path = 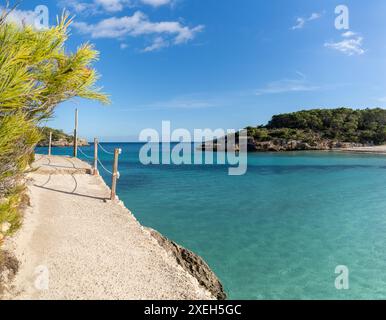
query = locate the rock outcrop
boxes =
[201,137,368,152]
[146,228,227,300]
[38,138,89,147]
[245,138,367,152]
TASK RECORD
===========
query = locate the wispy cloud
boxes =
[255,76,320,96]
[143,36,168,52]
[341,31,356,38]
[140,0,172,7]
[291,12,322,30]
[95,0,127,12]
[144,97,218,110]
[120,95,220,110]
[73,11,204,51]
[324,31,365,56]
[62,0,173,15]
[62,0,131,14]
[292,18,306,30]
[3,7,38,27]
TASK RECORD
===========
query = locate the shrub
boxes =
[0,7,109,241]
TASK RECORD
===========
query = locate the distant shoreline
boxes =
[36,142,386,155]
[37,140,89,147]
[333,146,386,155]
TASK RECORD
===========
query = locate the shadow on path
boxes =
[33,184,107,201]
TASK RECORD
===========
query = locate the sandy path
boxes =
[4,155,212,300]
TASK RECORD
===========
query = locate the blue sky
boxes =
[10,0,386,141]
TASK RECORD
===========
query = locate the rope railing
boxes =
[83,141,122,200]
[77,146,94,160]
[78,145,119,178]
[98,142,115,155]
[47,126,122,200]
[97,158,114,176]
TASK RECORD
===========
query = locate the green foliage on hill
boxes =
[247,108,386,145]
[39,127,73,145]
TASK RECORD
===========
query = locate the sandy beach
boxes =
[2,155,217,300]
[334,145,386,154]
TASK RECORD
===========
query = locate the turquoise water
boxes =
[36,144,386,299]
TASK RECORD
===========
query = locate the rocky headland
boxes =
[202,108,386,152]
[37,127,89,147]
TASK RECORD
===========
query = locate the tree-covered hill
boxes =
[245,108,386,151]
[38,127,88,147]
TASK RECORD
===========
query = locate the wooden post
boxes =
[94,138,98,176]
[48,131,52,156]
[73,108,78,158]
[110,148,120,200]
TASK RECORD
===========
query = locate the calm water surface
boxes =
[36,143,386,299]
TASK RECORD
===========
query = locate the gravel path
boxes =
[4,155,212,300]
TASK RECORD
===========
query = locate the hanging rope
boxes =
[97,158,113,175]
[78,142,120,179]
[77,147,94,159]
[98,143,115,155]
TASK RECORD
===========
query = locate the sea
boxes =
[35,143,386,299]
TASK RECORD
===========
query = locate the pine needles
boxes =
[0,5,109,238]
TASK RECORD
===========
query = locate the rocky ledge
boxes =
[201,137,369,152]
[146,228,227,300]
[246,138,368,152]
[37,138,89,147]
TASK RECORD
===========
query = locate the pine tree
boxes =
[0,5,109,237]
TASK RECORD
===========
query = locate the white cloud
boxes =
[123,95,219,110]
[308,12,321,21]
[64,1,91,13]
[342,31,356,38]
[140,0,171,7]
[62,0,173,14]
[61,0,99,14]
[62,0,132,14]
[292,17,305,30]
[73,11,204,51]
[5,8,36,27]
[120,43,128,49]
[95,0,125,12]
[324,31,365,56]
[256,78,319,95]
[292,12,322,30]
[2,7,50,29]
[143,36,168,52]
